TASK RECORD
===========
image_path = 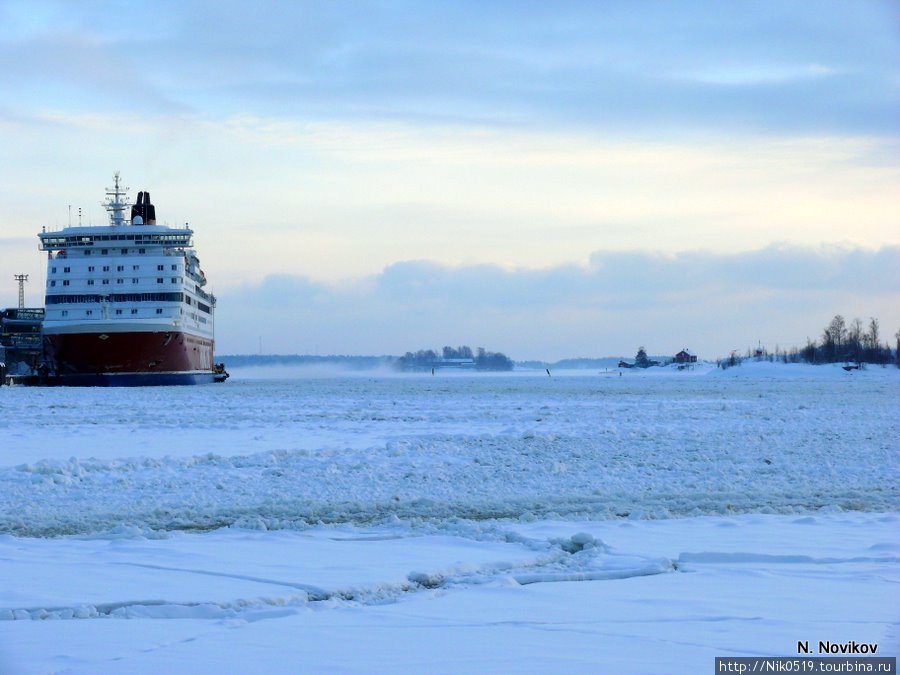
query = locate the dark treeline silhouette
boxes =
[396,345,514,371]
[474,348,515,371]
[442,346,473,359]
[617,347,668,369]
[634,346,663,369]
[719,315,897,369]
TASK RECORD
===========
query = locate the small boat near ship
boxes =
[36,173,227,385]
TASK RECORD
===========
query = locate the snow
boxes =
[0,362,897,673]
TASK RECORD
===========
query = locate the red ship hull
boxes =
[44,330,216,386]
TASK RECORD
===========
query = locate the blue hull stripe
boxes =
[59,372,217,387]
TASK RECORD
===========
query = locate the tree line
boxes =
[396,345,514,371]
[785,315,894,365]
[721,315,898,368]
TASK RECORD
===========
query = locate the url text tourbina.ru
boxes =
[715,657,896,673]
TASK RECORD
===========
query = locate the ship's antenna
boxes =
[104,171,130,227]
[14,274,28,309]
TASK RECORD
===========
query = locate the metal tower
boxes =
[14,274,28,309]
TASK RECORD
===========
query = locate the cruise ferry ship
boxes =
[38,173,224,385]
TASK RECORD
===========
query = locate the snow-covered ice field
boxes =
[1,362,897,674]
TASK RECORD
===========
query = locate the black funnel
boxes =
[144,192,156,224]
[130,190,156,224]
[130,191,144,223]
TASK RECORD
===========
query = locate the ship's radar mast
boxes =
[104,171,130,226]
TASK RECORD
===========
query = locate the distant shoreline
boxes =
[219,354,899,376]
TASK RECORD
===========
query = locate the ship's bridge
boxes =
[39,225,193,252]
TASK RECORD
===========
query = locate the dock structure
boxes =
[0,307,47,384]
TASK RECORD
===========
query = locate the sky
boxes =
[1,0,898,360]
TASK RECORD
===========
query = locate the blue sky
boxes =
[1,1,898,359]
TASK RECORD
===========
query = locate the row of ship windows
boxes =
[51,264,179,273]
[55,308,208,323]
[50,278,182,286]
[44,293,211,313]
[78,248,146,255]
[47,248,150,257]
[59,309,166,316]
[79,248,143,256]
[42,235,189,247]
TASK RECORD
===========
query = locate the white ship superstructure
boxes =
[38,173,220,385]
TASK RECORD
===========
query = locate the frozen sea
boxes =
[0,361,897,674]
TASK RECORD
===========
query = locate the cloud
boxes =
[218,244,900,359]
[371,244,900,310]
[675,63,839,87]
[587,244,900,296]
[2,1,897,135]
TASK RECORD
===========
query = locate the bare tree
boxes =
[848,317,864,361]
[865,317,879,349]
[830,315,847,347]
[822,315,847,362]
